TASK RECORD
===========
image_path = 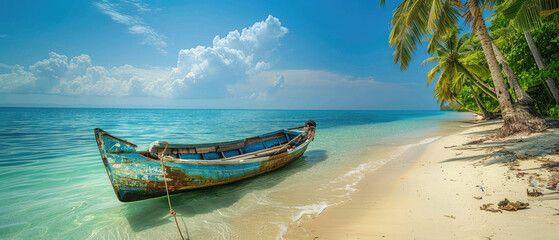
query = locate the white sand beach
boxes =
[299,119,559,239]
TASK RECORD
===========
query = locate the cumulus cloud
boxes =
[168,15,288,98]
[0,65,37,93]
[0,15,288,98]
[0,52,171,96]
[94,0,167,54]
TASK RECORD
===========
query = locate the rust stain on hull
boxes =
[114,147,308,202]
[94,122,316,202]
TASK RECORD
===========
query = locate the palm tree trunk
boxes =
[467,0,545,137]
[457,63,496,94]
[456,63,497,99]
[461,66,498,101]
[524,31,559,104]
[471,86,492,119]
[471,79,498,101]
[449,90,483,116]
[491,41,537,113]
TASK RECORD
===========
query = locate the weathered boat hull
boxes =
[94,124,314,202]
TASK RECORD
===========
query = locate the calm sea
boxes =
[0,108,471,239]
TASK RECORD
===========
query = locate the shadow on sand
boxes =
[121,149,328,233]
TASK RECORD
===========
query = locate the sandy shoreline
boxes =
[296,119,559,239]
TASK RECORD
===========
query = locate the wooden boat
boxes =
[94,120,316,202]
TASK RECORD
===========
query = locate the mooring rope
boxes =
[159,142,186,240]
[155,125,314,239]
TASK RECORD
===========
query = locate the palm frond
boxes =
[389,0,461,70]
[541,8,559,17]
[501,0,559,30]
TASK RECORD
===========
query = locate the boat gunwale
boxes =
[97,126,310,164]
[94,128,138,148]
[148,128,305,150]
[158,139,311,165]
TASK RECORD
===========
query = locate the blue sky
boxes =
[0,0,437,110]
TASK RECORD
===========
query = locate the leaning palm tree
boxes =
[488,26,536,111]
[382,0,546,137]
[423,29,495,119]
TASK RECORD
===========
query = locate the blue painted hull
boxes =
[94,124,314,202]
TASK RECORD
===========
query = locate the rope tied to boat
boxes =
[159,142,186,240]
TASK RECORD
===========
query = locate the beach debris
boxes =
[517,172,528,177]
[466,137,489,145]
[546,180,559,191]
[504,156,517,162]
[444,145,457,148]
[494,150,512,156]
[480,204,502,213]
[444,215,456,219]
[497,198,529,211]
[480,186,485,192]
[541,162,559,168]
[474,196,483,200]
[526,188,543,197]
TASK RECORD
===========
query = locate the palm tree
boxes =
[501,0,559,104]
[466,0,546,136]
[382,0,546,137]
[424,29,495,119]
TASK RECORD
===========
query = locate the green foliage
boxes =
[548,105,559,118]
[500,0,559,31]
[456,86,500,113]
[498,21,559,77]
[517,59,559,88]
[491,16,559,115]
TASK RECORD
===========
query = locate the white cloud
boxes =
[0,65,37,93]
[122,0,153,13]
[0,52,170,96]
[0,15,288,99]
[94,0,167,54]
[0,63,13,69]
[168,15,288,98]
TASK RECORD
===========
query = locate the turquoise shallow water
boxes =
[0,108,471,239]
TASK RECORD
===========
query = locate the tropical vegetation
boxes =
[381,0,559,137]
